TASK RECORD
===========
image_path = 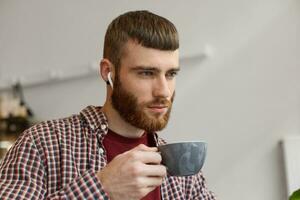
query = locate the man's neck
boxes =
[101,102,145,138]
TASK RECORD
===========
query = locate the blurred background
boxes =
[0,0,300,199]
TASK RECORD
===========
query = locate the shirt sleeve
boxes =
[0,131,110,200]
[192,171,217,200]
[46,170,109,200]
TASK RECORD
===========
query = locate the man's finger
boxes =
[137,151,162,164]
[134,144,158,152]
[141,164,167,177]
[137,176,165,188]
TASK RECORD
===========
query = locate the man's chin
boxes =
[141,116,169,132]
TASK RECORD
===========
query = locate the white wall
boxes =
[1,0,300,199]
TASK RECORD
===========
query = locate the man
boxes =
[0,10,216,199]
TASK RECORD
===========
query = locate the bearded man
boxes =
[0,10,216,200]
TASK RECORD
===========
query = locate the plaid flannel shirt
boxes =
[0,106,216,200]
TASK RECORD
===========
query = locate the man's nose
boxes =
[152,76,172,98]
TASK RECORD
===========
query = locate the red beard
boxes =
[111,75,174,133]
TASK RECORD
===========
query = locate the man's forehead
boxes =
[120,40,179,69]
[122,39,178,56]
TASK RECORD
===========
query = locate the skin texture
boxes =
[98,40,179,200]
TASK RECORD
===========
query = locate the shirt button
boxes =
[99,148,104,154]
[101,124,107,130]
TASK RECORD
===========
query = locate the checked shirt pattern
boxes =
[0,106,216,200]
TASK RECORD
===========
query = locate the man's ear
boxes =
[100,58,113,83]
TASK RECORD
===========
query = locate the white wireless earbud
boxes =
[107,72,113,89]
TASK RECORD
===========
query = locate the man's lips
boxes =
[147,105,168,113]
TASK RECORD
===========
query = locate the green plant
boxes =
[290,189,300,200]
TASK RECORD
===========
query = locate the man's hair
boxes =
[103,10,179,68]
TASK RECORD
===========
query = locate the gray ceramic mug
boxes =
[158,141,207,176]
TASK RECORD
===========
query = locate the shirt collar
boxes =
[80,105,108,133]
[79,105,166,146]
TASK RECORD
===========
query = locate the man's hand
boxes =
[97,144,167,200]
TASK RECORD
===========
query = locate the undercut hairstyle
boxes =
[103,10,179,69]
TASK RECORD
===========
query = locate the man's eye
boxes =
[139,71,154,76]
[166,71,178,79]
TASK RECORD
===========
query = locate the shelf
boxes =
[0,47,214,91]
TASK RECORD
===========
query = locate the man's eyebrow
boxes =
[130,66,181,72]
[131,66,160,72]
[169,67,181,72]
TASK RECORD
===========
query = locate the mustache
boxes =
[146,98,172,107]
[146,93,175,107]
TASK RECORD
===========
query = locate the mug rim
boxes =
[158,140,207,147]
